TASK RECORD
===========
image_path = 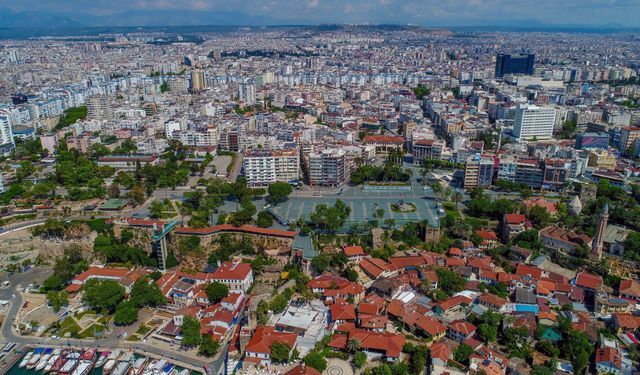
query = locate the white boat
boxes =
[60,359,79,373]
[113,360,131,375]
[153,359,167,374]
[103,359,117,374]
[35,348,54,371]
[132,356,148,375]
[143,359,159,375]
[71,349,97,375]
[18,351,33,368]
[96,351,110,367]
[26,347,45,369]
[178,369,190,375]
[103,350,122,374]
[44,354,60,373]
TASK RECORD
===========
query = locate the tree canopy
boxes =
[205,282,229,303]
[81,279,125,313]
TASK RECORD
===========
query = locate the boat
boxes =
[161,363,174,375]
[112,360,131,375]
[49,355,67,373]
[60,358,78,373]
[18,351,33,368]
[35,348,55,371]
[43,351,61,373]
[26,347,45,369]
[96,351,110,367]
[71,350,97,375]
[143,359,159,375]
[177,369,190,375]
[132,356,148,375]
[103,350,122,375]
[153,359,167,375]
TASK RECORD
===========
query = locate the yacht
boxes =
[49,353,68,373]
[26,347,45,369]
[43,350,61,373]
[132,356,148,375]
[71,350,97,375]
[96,351,110,367]
[103,350,122,374]
[35,348,55,371]
[18,351,33,368]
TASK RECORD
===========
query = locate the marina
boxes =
[4,347,202,375]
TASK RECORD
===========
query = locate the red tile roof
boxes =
[245,326,298,354]
[504,214,526,224]
[575,271,603,290]
[211,261,252,281]
[343,245,365,257]
[283,364,322,375]
[449,320,476,335]
[595,347,621,369]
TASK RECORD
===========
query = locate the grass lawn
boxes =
[136,324,151,335]
[464,216,490,229]
[78,323,105,338]
[126,335,140,342]
[75,310,97,319]
[58,317,81,337]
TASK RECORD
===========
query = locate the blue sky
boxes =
[3,0,640,27]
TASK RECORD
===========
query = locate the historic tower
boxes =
[591,202,609,260]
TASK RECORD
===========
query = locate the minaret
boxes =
[591,202,609,260]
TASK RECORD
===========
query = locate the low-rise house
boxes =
[343,245,367,264]
[501,213,529,241]
[329,300,357,324]
[612,313,640,334]
[539,226,593,254]
[475,230,498,250]
[210,261,254,293]
[359,258,396,279]
[328,327,405,362]
[447,320,476,342]
[574,271,603,292]
[477,293,508,312]
[434,295,473,321]
[595,347,622,375]
[244,326,298,366]
[595,296,630,315]
[619,279,640,302]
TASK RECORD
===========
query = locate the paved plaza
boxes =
[270,177,439,228]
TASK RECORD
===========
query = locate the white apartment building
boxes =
[308,148,350,187]
[164,120,181,139]
[0,114,15,156]
[238,83,256,106]
[513,104,556,142]
[242,149,300,187]
[173,126,219,148]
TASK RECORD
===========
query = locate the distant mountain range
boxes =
[0,8,637,33]
[0,8,278,28]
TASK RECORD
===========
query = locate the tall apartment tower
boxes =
[190,70,205,92]
[0,114,15,156]
[238,83,256,106]
[513,104,556,142]
[591,203,609,260]
[495,53,535,78]
[87,95,113,121]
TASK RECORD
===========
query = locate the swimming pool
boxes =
[514,304,539,314]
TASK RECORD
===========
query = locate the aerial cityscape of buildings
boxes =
[0,22,639,375]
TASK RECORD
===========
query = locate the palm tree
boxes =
[452,192,463,210]
[346,338,361,353]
